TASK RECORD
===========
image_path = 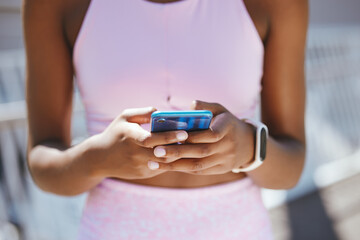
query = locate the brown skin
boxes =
[23,0,308,196]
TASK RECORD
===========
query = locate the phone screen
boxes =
[151,110,213,133]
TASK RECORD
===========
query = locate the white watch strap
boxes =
[231,119,268,173]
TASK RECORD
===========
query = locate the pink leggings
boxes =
[77,177,273,240]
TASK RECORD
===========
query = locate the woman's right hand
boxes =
[86,106,188,180]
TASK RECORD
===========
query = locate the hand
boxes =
[86,107,188,180]
[150,100,255,175]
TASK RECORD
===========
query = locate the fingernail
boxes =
[148,161,159,170]
[191,100,197,109]
[176,132,188,141]
[154,147,166,157]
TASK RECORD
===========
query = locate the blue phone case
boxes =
[151,110,213,132]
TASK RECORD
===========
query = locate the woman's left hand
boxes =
[150,100,255,175]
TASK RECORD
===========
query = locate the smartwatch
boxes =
[231,119,268,173]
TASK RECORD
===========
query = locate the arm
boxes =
[247,0,308,189]
[23,0,185,196]
[150,0,308,190]
[23,0,102,195]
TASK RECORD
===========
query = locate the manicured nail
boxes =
[148,161,159,170]
[176,132,188,141]
[154,147,166,157]
[192,100,197,107]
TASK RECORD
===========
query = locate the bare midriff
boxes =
[112,171,247,188]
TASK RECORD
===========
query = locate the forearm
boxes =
[28,136,103,196]
[246,136,305,189]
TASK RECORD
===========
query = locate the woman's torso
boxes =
[63,0,269,188]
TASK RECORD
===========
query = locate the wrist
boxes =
[67,134,106,180]
[235,119,256,168]
[232,119,268,173]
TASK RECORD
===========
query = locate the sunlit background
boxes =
[0,0,359,239]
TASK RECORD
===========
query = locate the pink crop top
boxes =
[73,0,264,135]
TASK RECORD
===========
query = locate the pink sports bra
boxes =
[73,0,264,135]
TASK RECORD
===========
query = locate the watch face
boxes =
[260,128,267,161]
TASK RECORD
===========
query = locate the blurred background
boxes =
[0,0,359,239]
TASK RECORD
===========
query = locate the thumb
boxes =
[190,100,228,116]
[120,106,157,124]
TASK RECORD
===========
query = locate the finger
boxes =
[142,147,170,163]
[135,130,188,148]
[186,114,230,143]
[132,148,165,171]
[121,121,154,143]
[157,154,222,172]
[120,106,157,124]
[190,100,228,116]
[186,129,223,144]
[153,142,225,163]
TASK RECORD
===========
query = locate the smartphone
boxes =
[151,110,213,133]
